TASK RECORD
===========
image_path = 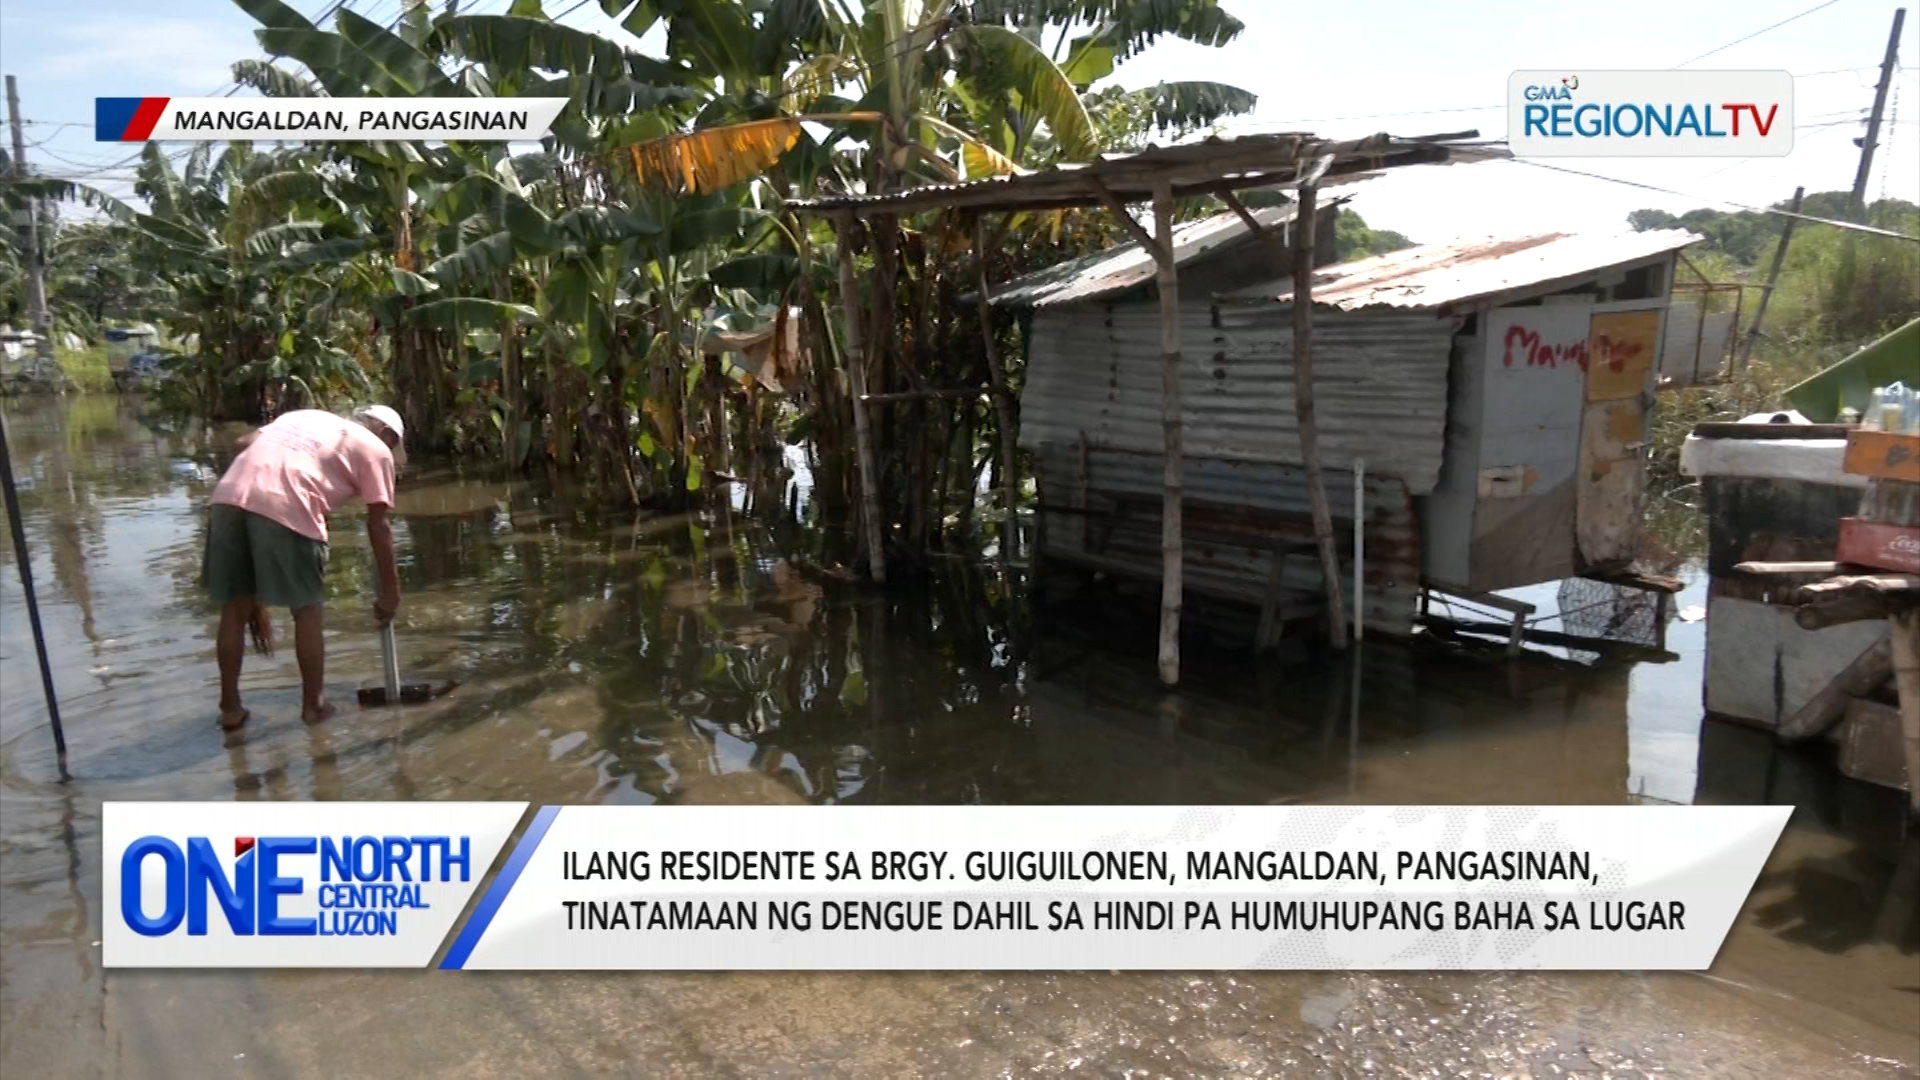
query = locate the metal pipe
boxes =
[0,408,68,777]
[380,623,401,698]
[1352,457,1365,642]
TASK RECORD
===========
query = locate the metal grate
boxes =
[1555,576,1664,650]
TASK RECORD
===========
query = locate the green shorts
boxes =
[202,504,330,610]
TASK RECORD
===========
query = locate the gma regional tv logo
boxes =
[118,833,471,938]
[104,802,524,968]
[1508,70,1793,157]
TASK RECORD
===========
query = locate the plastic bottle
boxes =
[1862,387,1884,431]
[1882,382,1912,434]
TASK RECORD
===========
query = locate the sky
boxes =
[2,0,1916,243]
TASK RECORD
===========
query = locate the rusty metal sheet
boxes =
[1577,309,1663,567]
[1224,229,1700,312]
[1034,446,1422,636]
[989,205,1303,309]
[1020,303,1454,493]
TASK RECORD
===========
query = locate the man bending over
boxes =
[202,405,406,729]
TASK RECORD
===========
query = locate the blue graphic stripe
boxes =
[95,98,141,141]
[438,805,558,970]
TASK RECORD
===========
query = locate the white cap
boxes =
[355,405,408,468]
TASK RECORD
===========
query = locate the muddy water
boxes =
[2,396,1914,1078]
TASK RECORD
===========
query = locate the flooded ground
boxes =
[2,395,1915,1078]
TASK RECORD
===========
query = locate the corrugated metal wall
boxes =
[1021,302,1456,494]
[1035,446,1423,636]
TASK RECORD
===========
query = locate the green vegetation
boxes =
[1333,208,1412,261]
[56,346,116,394]
[1636,191,1920,559]
[3,0,1258,546]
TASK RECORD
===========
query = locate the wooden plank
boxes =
[1797,593,1894,630]
[1424,579,1538,616]
[1090,176,1167,262]
[1843,429,1920,483]
[1735,560,1843,577]
[1795,573,1920,599]
[1291,180,1348,648]
[1890,607,1920,814]
[1579,568,1687,594]
[1778,638,1894,740]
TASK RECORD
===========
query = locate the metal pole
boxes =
[0,408,68,777]
[1352,457,1365,642]
[1849,8,1907,219]
[5,75,56,375]
[379,623,401,699]
[1738,186,1803,369]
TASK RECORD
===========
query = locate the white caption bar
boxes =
[452,805,1789,971]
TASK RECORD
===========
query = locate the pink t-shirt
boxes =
[211,410,396,542]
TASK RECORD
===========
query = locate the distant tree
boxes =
[1333,209,1414,261]
[1627,209,1680,232]
[1626,193,1918,267]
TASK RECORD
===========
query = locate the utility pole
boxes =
[1740,186,1804,371]
[5,74,56,376]
[1849,8,1907,220]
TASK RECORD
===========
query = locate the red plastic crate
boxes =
[1836,517,1920,573]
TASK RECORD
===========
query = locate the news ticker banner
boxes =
[95,98,567,142]
[104,803,1790,971]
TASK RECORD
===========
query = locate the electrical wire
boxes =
[1505,157,1920,241]
[1672,0,1845,68]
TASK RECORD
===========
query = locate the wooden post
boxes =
[1889,606,1920,815]
[1152,181,1184,687]
[973,214,1019,562]
[835,213,887,583]
[1738,186,1802,369]
[1291,182,1350,647]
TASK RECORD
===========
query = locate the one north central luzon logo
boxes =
[1521,76,1781,140]
[118,834,470,938]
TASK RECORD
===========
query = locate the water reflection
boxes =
[2,394,1916,1075]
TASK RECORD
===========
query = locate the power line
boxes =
[1673,0,1845,68]
[1506,157,1920,241]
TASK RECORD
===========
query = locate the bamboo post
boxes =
[1889,607,1920,816]
[973,215,1019,563]
[1151,181,1184,687]
[835,213,887,583]
[1291,181,1350,647]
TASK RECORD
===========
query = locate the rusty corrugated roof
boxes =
[1224,228,1703,312]
[989,203,1307,309]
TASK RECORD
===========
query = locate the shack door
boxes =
[1576,309,1663,567]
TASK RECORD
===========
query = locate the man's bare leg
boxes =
[216,598,254,729]
[293,603,335,722]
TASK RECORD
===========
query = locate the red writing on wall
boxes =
[1590,333,1645,374]
[1502,324,1587,371]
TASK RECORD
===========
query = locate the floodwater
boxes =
[1,395,1915,1078]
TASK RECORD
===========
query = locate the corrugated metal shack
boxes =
[1000,225,1704,639]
